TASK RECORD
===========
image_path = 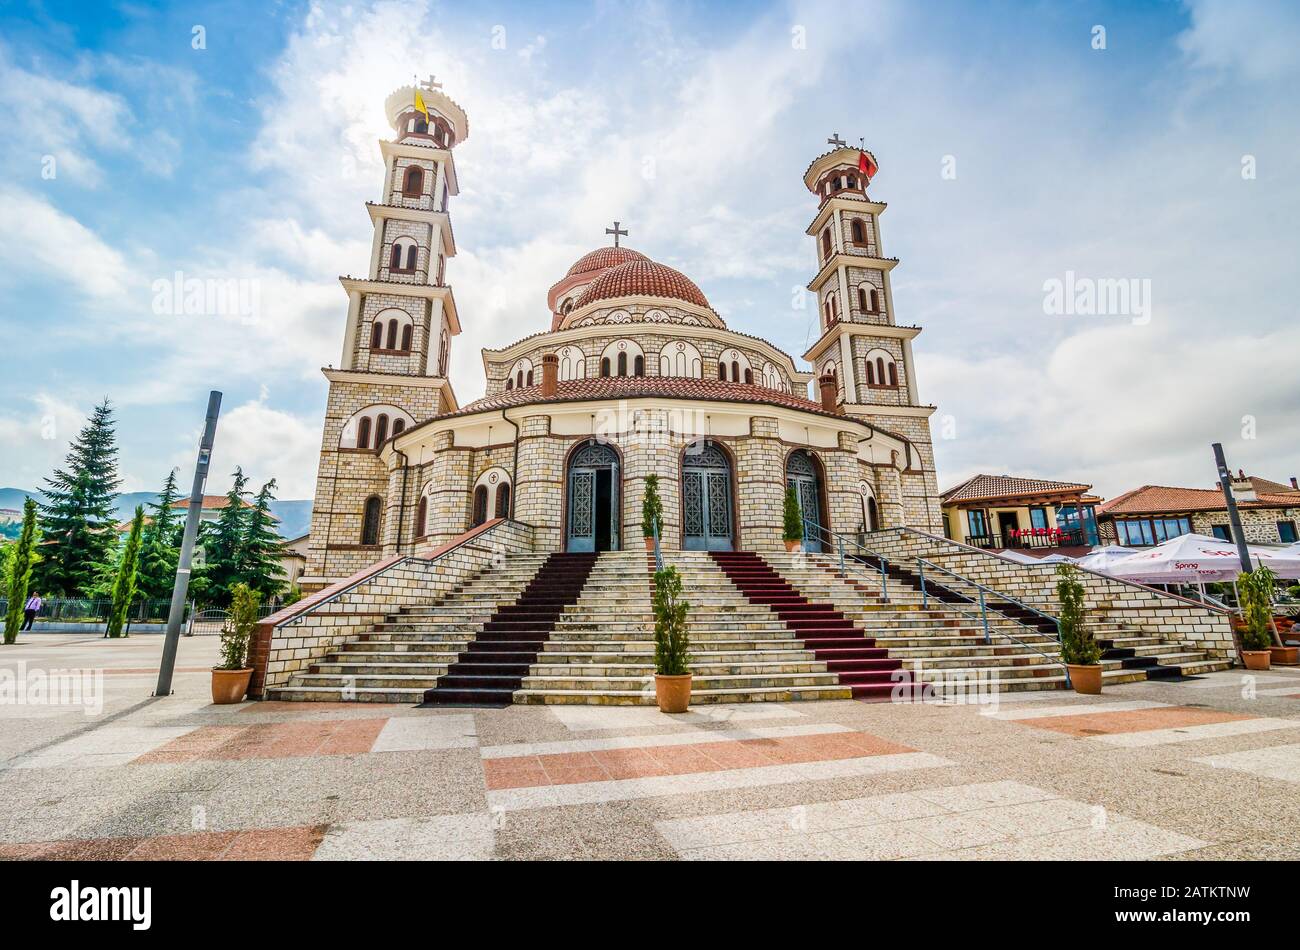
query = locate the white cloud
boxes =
[1178,0,1300,82]
[0,188,134,299]
[188,395,322,499]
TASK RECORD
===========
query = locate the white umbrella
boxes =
[997,549,1040,564]
[1074,545,1141,573]
[1107,533,1300,583]
[1038,553,1076,564]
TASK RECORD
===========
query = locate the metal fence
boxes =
[0,597,281,634]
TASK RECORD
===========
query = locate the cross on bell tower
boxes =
[415,73,443,92]
[826,132,846,148]
[605,221,628,248]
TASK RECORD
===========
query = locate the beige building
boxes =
[1098,474,1300,546]
[301,82,943,589]
[940,474,1102,553]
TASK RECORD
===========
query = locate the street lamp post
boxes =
[155,391,222,696]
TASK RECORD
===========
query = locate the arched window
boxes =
[505,377,514,391]
[731,360,740,382]
[390,238,417,273]
[361,496,382,546]
[888,362,898,387]
[415,497,428,538]
[400,323,412,351]
[744,368,753,385]
[517,370,525,388]
[392,419,405,436]
[617,351,628,376]
[374,414,389,447]
[414,116,428,134]
[851,219,865,244]
[858,287,868,312]
[633,355,645,377]
[600,357,611,377]
[866,361,876,385]
[659,341,702,378]
[471,485,489,527]
[402,165,423,197]
[558,346,586,380]
[599,340,643,379]
[384,319,396,350]
[717,362,727,381]
[824,300,833,327]
[389,245,402,269]
[341,405,415,449]
[526,369,534,386]
[870,288,880,312]
[357,417,372,449]
[495,483,511,519]
[876,357,886,383]
[405,244,418,270]
[438,331,449,375]
[821,227,833,259]
[370,322,383,348]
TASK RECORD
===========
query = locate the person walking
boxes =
[20,591,41,631]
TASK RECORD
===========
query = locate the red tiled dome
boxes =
[565,246,648,277]
[573,259,711,311]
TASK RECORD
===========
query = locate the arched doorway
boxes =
[682,440,734,551]
[566,441,621,552]
[786,450,825,552]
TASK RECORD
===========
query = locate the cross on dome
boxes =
[415,73,443,92]
[605,220,629,248]
[826,132,846,147]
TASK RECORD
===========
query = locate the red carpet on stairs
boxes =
[423,551,598,706]
[709,551,918,702]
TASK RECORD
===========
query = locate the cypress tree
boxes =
[136,470,184,601]
[242,479,286,601]
[33,400,121,596]
[194,468,250,607]
[3,498,40,644]
[106,506,145,638]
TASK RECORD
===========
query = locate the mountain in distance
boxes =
[0,488,313,540]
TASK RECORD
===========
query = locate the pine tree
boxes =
[242,479,286,601]
[136,470,184,601]
[193,468,250,607]
[4,498,40,644]
[106,506,145,638]
[33,400,121,596]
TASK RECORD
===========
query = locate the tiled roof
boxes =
[940,474,1093,504]
[573,260,712,311]
[443,376,845,421]
[1098,485,1300,516]
[174,495,254,510]
[565,246,648,277]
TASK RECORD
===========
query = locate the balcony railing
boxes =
[966,528,1086,551]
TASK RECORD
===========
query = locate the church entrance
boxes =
[682,441,734,551]
[566,441,620,552]
[786,450,825,553]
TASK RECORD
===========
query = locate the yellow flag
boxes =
[413,89,429,120]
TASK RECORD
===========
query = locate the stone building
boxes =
[1097,474,1300,547]
[300,82,943,589]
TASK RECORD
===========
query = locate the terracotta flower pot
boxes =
[1066,663,1102,695]
[644,535,656,552]
[784,539,802,553]
[211,668,253,705]
[654,674,692,713]
[1241,650,1271,671]
[1269,646,1299,666]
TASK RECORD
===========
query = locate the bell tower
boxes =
[801,140,943,531]
[302,76,469,588]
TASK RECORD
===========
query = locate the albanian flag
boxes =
[858,150,878,179]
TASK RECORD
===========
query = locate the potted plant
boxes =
[642,473,664,552]
[782,486,803,553]
[652,565,691,712]
[1056,564,1102,693]
[212,583,258,704]
[1238,566,1276,671]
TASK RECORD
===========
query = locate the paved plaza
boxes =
[2,633,1299,860]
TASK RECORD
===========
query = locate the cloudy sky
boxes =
[1,0,1296,502]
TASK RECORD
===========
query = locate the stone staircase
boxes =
[762,551,1231,692]
[267,552,559,702]
[515,551,852,704]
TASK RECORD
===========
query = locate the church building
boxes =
[301,82,944,589]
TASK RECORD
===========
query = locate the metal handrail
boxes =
[803,519,1069,678]
[802,517,891,603]
[652,518,664,573]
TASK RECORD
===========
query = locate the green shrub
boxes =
[1056,564,1099,665]
[653,566,690,676]
[782,487,803,543]
[1239,566,1277,651]
[642,473,663,539]
[217,583,259,670]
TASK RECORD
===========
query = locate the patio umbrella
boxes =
[1037,553,1076,564]
[1105,534,1259,584]
[1074,545,1141,573]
